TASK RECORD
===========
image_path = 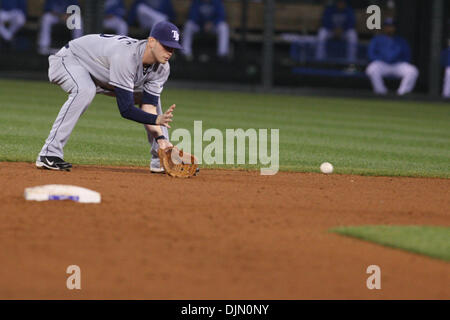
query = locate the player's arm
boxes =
[140,91,174,149]
[114,87,174,127]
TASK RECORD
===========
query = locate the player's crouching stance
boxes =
[36,21,181,173]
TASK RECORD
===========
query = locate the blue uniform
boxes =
[0,0,27,14]
[368,35,411,64]
[43,0,79,14]
[321,2,355,31]
[128,0,175,25]
[442,48,450,67]
[188,0,226,27]
[104,0,126,18]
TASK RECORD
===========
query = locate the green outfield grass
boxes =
[331,226,450,261]
[0,78,449,177]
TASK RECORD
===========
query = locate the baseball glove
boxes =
[158,147,199,178]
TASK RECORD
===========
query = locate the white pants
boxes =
[136,3,167,31]
[366,61,419,95]
[38,12,83,49]
[103,16,128,36]
[181,20,230,57]
[0,9,26,41]
[315,27,358,62]
[443,67,450,98]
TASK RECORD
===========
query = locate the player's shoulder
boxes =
[155,61,170,77]
[160,61,171,72]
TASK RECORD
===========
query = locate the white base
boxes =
[24,185,101,203]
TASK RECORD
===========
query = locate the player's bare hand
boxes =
[158,139,173,150]
[156,104,176,128]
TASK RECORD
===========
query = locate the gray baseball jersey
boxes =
[68,34,170,96]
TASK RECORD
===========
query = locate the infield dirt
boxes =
[0,162,449,299]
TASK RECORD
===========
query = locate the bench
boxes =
[21,1,376,38]
[13,0,375,65]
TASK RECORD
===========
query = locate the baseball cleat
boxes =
[150,165,165,173]
[36,156,72,171]
[150,157,165,173]
[150,158,165,173]
[150,164,199,175]
[150,159,199,175]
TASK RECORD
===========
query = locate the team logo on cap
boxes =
[172,30,179,42]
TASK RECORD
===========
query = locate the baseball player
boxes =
[36,21,182,172]
[128,0,175,32]
[181,0,230,60]
[38,0,83,55]
[0,0,27,41]
[366,18,419,96]
[315,0,358,63]
[0,0,27,42]
[104,0,128,36]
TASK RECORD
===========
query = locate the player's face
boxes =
[153,41,174,64]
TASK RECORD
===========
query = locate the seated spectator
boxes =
[181,0,230,60]
[0,0,27,42]
[38,0,83,55]
[103,0,128,36]
[366,18,419,96]
[315,0,358,62]
[442,42,450,98]
[128,0,175,32]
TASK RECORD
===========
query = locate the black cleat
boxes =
[36,156,72,171]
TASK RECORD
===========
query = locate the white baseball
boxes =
[320,162,333,174]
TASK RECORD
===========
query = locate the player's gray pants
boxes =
[38,47,167,161]
[38,47,96,159]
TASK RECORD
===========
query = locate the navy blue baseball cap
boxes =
[150,21,183,50]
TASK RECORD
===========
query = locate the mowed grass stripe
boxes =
[331,226,450,261]
[0,79,449,177]
[2,110,448,145]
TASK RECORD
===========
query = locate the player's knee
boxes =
[346,30,358,42]
[78,85,96,102]
[217,22,228,31]
[17,13,26,26]
[216,22,229,37]
[366,63,380,76]
[317,28,329,41]
[410,66,419,78]
[402,64,419,79]
[41,13,54,24]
